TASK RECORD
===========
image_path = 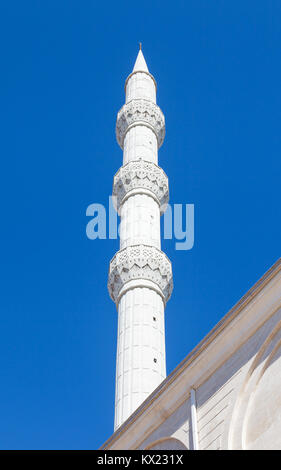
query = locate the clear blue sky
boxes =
[0,0,280,450]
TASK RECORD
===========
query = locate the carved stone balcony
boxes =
[108,245,173,305]
[116,99,165,149]
[112,160,169,214]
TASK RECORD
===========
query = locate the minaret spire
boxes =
[132,47,149,73]
[108,49,173,430]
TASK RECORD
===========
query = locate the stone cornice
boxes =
[112,160,169,214]
[108,244,173,305]
[116,99,165,149]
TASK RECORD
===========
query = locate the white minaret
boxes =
[108,46,173,430]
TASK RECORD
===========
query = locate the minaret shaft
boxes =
[123,127,158,164]
[120,195,161,250]
[115,287,166,428]
[108,50,173,430]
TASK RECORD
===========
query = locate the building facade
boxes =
[103,258,281,450]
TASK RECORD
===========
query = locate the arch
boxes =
[145,437,188,451]
[227,313,281,449]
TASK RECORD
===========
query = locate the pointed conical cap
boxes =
[133,49,149,73]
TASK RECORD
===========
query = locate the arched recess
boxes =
[227,313,281,450]
[145,437,188,450]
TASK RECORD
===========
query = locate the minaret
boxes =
[108,46,173,430]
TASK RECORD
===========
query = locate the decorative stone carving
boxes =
[113,160,169,213]
[108,245,173,304]
[116,99,165,149]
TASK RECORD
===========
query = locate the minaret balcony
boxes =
[108,244,173,306]
[112,160,169,214]
[116,99,165,149]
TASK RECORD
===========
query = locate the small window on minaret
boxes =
[153,358,157,363]
[153,316,156,322]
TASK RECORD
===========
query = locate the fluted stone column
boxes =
[108,48,173,430]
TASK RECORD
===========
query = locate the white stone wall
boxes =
[139,399,191,450]
[102,262,281,450]
[136,305,281,450]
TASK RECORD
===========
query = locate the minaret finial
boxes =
[132,46,149,73]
